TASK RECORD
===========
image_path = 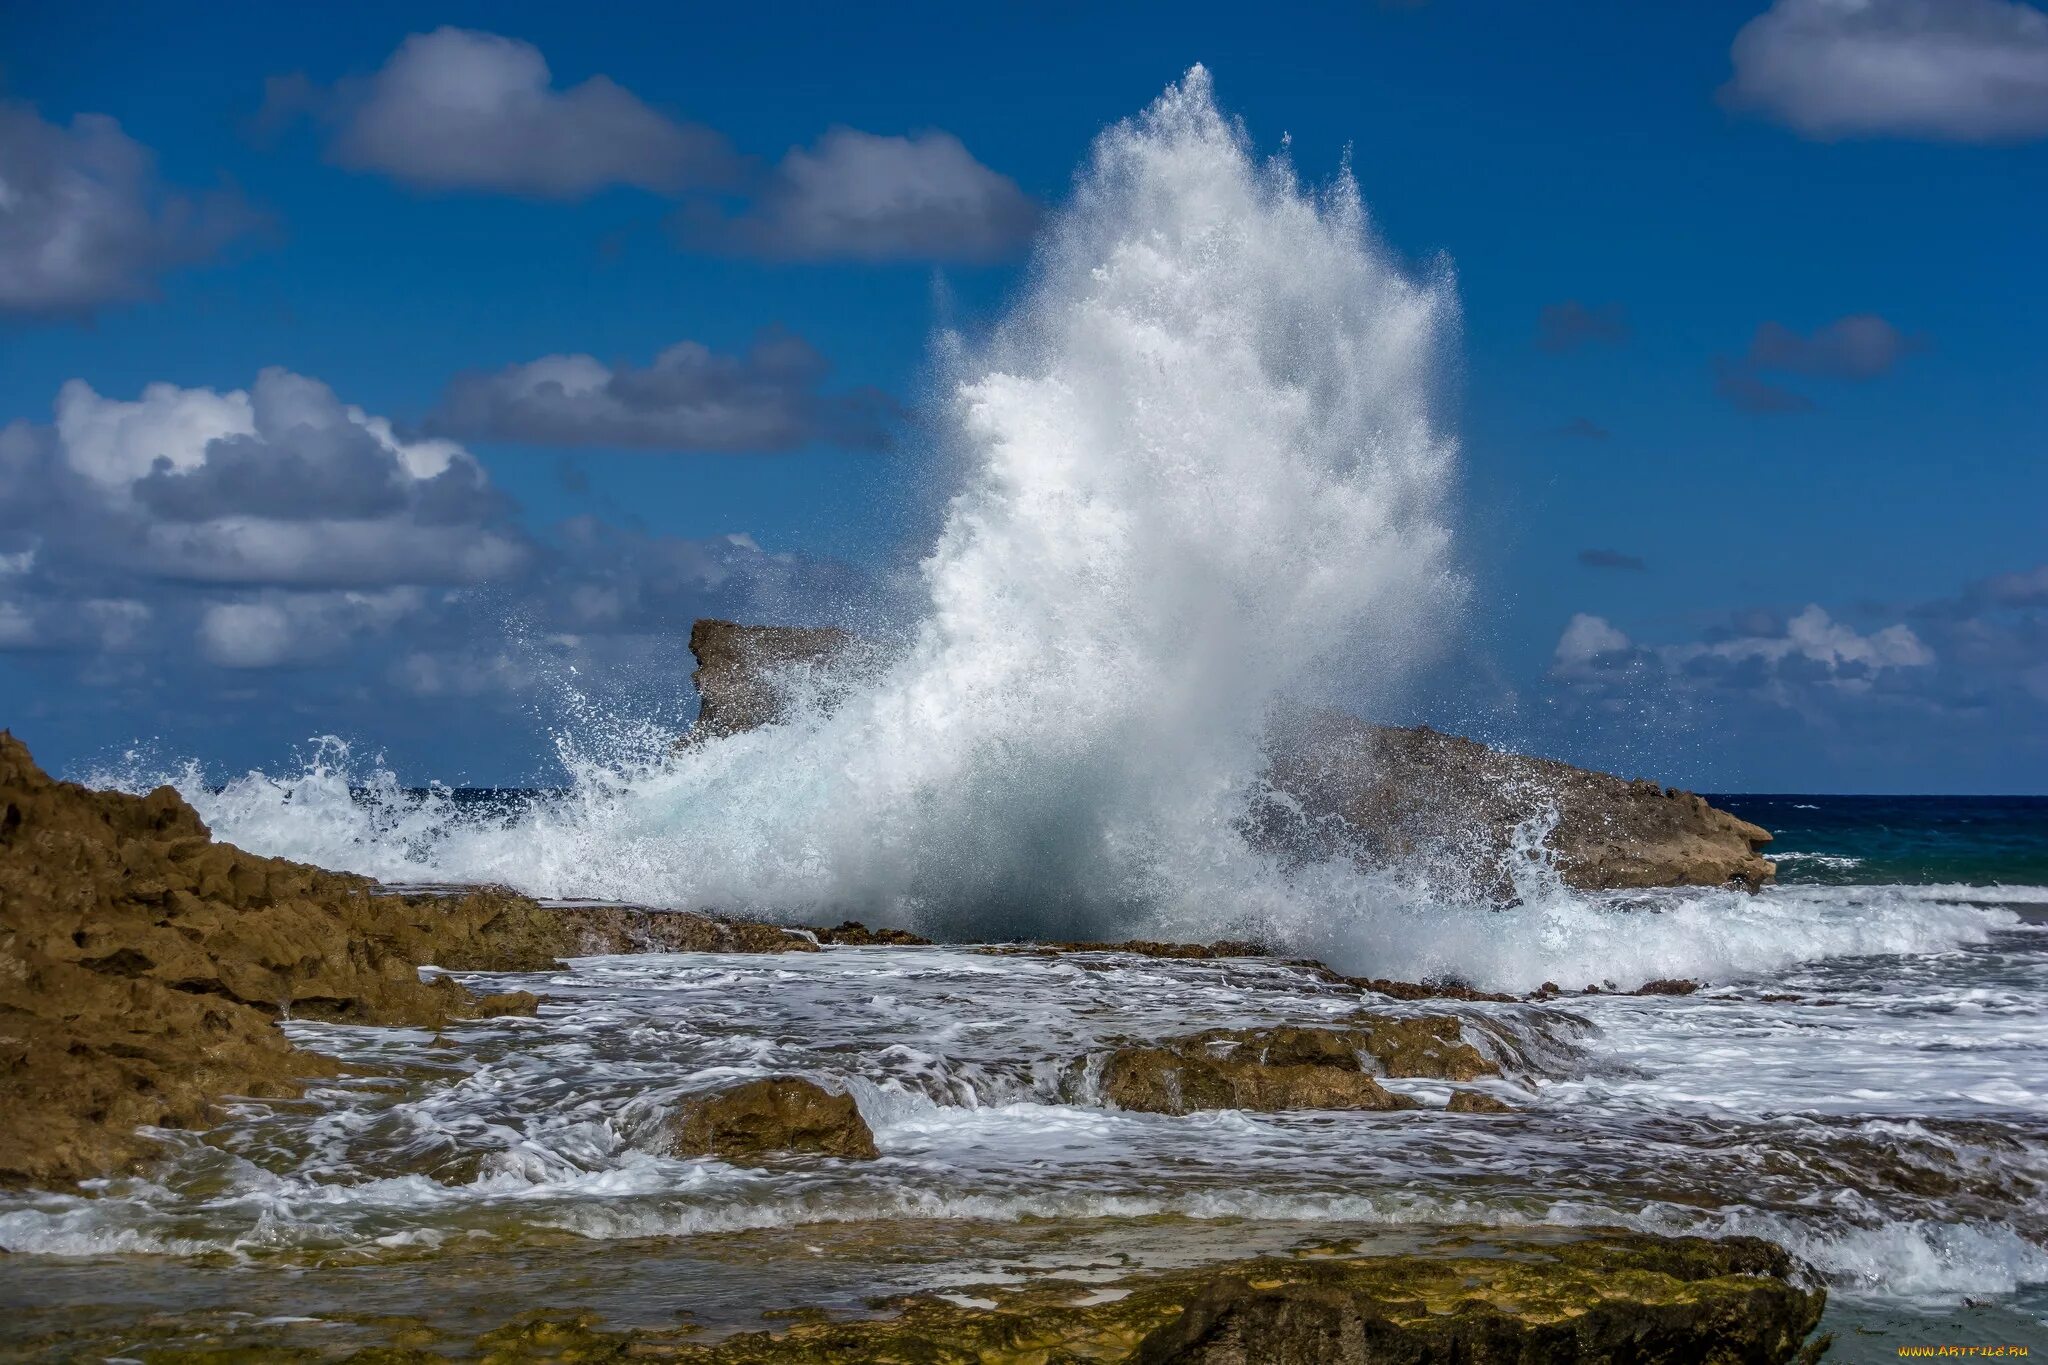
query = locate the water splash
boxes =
[105,70,2009,989]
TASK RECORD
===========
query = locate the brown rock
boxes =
[811,920,933,946]
[1635,977,1702,996]
[1446,1090,1517,1114]
[1098,1046,1414,1116]
[446,1231,1825,1364]
[684,620,1774,895]
[0,733,579,1186]
[684,618,857,741]
[1092,1019,1495,1115]
[546,904,818,955]
[1267,714,1774,893]
[665,1077,878,1161]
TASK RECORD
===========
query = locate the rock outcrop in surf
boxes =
[682,620,1775,892]
[0,733,810,1186]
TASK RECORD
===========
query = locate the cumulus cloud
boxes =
[197,589,424,668]
[269,27,732,198]
[1553,603,1933,695]
[1724,0,2048,142]
[1577,549,1646,572]
[4,367,525,589]
[0,101,256,318]
[1716,313,1918,413]
[1553,613,1635,673]
[1535,300,1629,353]
[686,127,1039,262]
[431,331,896,452]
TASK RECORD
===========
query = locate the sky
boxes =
[1,0,2044,793]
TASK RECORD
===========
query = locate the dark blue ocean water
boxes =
[1714,794,2048,888]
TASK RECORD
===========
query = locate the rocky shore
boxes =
[683,619,1776,892]
[0,732,812,1185]
[0,728,1830,1361]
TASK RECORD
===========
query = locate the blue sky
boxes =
[2,0,2044,792]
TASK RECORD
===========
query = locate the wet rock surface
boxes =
[114,1230,1821,1362]
[1091,1019,1498,1115]
[684,618,860,741]
[665,1077,879,1162]
[1269,713,1775,893]
[0,733,574,1186]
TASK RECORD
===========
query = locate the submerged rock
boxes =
[1091,1019,1496,1115]
[682,619,1774,895]
[345,1231,1826,1363]
[665,1077,878,1161]
[1447,1089,1517,1114]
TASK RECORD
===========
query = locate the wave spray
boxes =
[164,69,2002,985]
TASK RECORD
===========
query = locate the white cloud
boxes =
[0,101,255,318]
[12,367,528,588]
[1554,603,1934,698]
[198,589,424,668]
[1725,0,2048,141]
[692,127,1038,261]
[278,27,731,198]
[1692,604,1934,672]
[432,331,894,452]
[1553,612,1633,671]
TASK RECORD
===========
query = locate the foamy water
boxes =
[4,930,2043,1307]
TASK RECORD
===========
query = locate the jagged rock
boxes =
[685,618,858,740]
[372,1231,1825,1363]
[1092,1019,1496,1115]
[665,1077,878,1161]
[683,620,1774,894]
[0,733,599,1186]
[548,904,818,955]
[1447,1090,1517,1114]
[1636,977,1702,996]
[0,734,821,1186]
[1269,713,1775,892]
[811,920,934,946]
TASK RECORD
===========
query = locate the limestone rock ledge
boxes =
[682,619,1775,893]
[379,1231,1830,1363]
[0,732,810,1186]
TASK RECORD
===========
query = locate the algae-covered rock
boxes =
[665,1077,878,1162]
[363,1230,1823,1363]
[1099,1046,1415,1115]
[1091,1018,1499,1116]
[1447,1089,1517,1114]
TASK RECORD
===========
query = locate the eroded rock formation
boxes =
[683,619,1775,892]
[1088,1019,1498,1116]
[0,733,813,1185]
[665,1076,878,1161]
[1269,713,1776,892]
